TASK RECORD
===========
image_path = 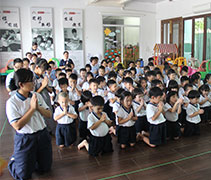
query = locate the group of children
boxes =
[5,52,211,179]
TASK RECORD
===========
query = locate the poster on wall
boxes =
[63,9,83,70]
[31,7,54,60]
[0,7,22,68]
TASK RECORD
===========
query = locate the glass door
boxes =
[184,19,192,60]
[103,26,121,63]
[206,16,211,60]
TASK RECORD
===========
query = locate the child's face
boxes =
[156,83,164,90]
[56,71,62,78]
[32,56,37,63]
[92,105,104,114]
[190,98,199,104]
[169,73,176,80]
[181,71,188,76]
[208,77,211,84]
[102,61,107,67]
[30,64,35,71]
[108,62,112,67]
[129,63,135,68]
[87,75,93,82]
[91,59,97,65]
[14,62,23,71]
[64,52,69,59]
[151,96,161,104]
[202,90,209,97]
[60,84,68,92]
[86,67,91,72]
[100,81,106,88]
[66,72,72,78]
[26,54,32,60]
[69,78,77,87]
[135,94,143,103]
[141,80,147,88]
[58,96,68,109]
[98,69,105,76]
[21,81,34,92]
[109,83,118,92]
[80,71,86,78]
[125,83,133,90]
[119,69,124,76]
[148,75,155,82]
[90,82,98,92]
[170,94,178,104]
[125,73,132,78]
[156,74,163,81]
[136,61,140,67]
[122,96,133,109]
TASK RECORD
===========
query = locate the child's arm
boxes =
[54,111,66,121]
[104,119,113,127]
[199,96,209,105]
[188,109,204,118]
[118,111,133,124]
[89,114,106,130]
[37,105,52,118]
[168,98,183,113]
[11,94,37,130]
[78,104,88,112]
[109,97,118,104]
[136,100,144,114]
[151,102,163,121]
[66,111,78,119]
[36,76,48,93]
[177,102,182,115]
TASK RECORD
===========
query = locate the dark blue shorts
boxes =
[184,121,200,136]
[117,125,136,145]
[56,122,76,146]
[135,116,149,133]
[8,128,52,180]
[79,120,90,140]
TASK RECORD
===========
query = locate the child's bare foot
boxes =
[130,143,135,147]
[142,131,150,137]
[121,144,126,149]
[174,137,179,140]
[59,145,64,149]
[78,140,87,150]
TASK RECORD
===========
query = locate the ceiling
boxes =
[88,0,167,7]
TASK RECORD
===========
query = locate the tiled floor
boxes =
[1,83,211,180]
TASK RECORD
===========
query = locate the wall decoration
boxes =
[63,9,84,70]
[31,7,54,60]
[0,7,22,68]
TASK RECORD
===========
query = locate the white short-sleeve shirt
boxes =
[68,85,81,101]
[132,101,146,117]
[146,103,166,125]
[186,103,201,124]
[163,103,178,122]
[6,91,48,134]
[78,102,90,122]
[178,87,185,98]
[107,91,115,107]
[117,105,136,127]
[199,95,211,108]
[113,101,120,125]
[82,81,89,91]
[53,105,76,124]
[87,112,110,137]
[5,71,15,89]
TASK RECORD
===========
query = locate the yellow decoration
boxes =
[104,28,111,36]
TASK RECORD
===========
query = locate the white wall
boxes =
[0,0,157,68]
[156,0,211,43]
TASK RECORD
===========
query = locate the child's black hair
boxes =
[188,90,200,99]
[90,56,98,63]
[128,61,135,66]
[101,59,107,65]
[167,69,176,76]
[117,65,124,72]
[145,70,155,78]
[13,58,23,65]
[80,68,86,72]
[184,83,193,92]
[49,61,55,65]
[22,58,30,64]
[107,79,116,87]
[123,70,132,77]
[108,71,117,79]
[198,84,210,94]
[65,69,72,73]
[148,62,154,67]
[36,58,48,71]
[97,76,105,84]
[120,90,133,101]
[155,71,163,78]
[69,73,78,80]
[123,77,133,84]
[63,51,69,55]
[149,87,163,98]
[167,80,179,92]
[90,95,104,106]
[89,78,98,85]
[99,65,105,71]
[154,67,161,74]
[180,76,189,84]
[115,88,125,98]
[25,52,32,56]
[85,64,92,70]
[144,66,150,72]
[130,67,137,74]
[58,78,68,86]
[58,72,66,78]
[86,71,94,78]
[55,68,62,73]
[151,79,162,88]
[14,69,34,89]
[181,66,188,73]
[203,74,211,84]
[190,73,200,84]
[132,88,144,99]
[81,90,92,104]
[166,91,178,104]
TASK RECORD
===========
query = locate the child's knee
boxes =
[121,144,126,149]
[130,143,135,147]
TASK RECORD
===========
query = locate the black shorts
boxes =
[200,106,211,122]
[117,125,136,145]
[135,116,149,133]
[149,122,166,145]
[166,120,181,139]
[88,133,113,156]
[184,121,200,137]
[79,120,90,140]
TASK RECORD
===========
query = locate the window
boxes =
[184,19,192,60]
[206,16,211,59]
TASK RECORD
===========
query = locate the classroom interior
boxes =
[1,0,211,179]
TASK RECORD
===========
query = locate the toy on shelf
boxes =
[198,60,211,79]
[0,59,14,75]
[48,58,60,68]
[187,57,200,76]
[153,44,178,65]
